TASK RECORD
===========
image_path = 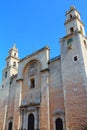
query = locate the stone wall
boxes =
[61,32,87,130]
[49,57,65,130]
[0,87,9,130]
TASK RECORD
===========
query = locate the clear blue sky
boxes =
[0,0,87,84]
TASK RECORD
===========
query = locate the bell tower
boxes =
[1,44,19,88]
[65,6,85,36]
[60,6,87,130]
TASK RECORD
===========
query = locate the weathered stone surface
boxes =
[0,6,87,130]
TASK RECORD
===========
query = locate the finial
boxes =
[70,5,75,10]
[13,43,16,48]
[12,43,18,51]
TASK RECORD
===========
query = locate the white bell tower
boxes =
[65,5,85,36]
[1,44,19,88]
[60,6,87,130]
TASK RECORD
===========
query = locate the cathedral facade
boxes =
[0,6,87,130]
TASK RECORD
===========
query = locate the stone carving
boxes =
[28,62,37,76]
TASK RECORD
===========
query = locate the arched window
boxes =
[28,114,34,130]
[5,71,7,78]
[70,27,74,33]
[13,62,16,67]
[30,78,35,88]
[55,118,63,130]
[14,53,16,56]
[84,40,86,45]
[70,14,73,19]
[2,85,4,88]
[8,121,13,130]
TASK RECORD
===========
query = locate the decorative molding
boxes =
[53,109,65,116]
[40,68,49,73]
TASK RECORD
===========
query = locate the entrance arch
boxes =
[28,113,34,130]
[55,118,63,130]
[8,121,13,130]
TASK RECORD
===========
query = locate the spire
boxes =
[64,5,86,36]
[65,5,80,16]
[70,5,75,10]
[7,43,19,58]
[12,43,18,51]
[13,43,16,48]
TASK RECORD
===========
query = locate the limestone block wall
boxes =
[0,75,22,130]
[6,85,16,118]
[1,68,11,88]
[0,87,9,130]
[13,81,22,130]
[5,76,17,130]
[49,58,65,130]
[61,33,87,130]
[79,34,87,77]
[40,70,50,130]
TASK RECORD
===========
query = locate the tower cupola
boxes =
[65,5,85,36]
[6,44,19,70]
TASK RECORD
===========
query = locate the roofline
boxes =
[48,55,61,64]
[60,30,87,42]
[64,16,84,26]
[65,6,80,16]
[19,46,50,63]
[6,56,19,61]
[9,48,18,53]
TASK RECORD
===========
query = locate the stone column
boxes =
[36,107,39,130]
[23,108,27,130]
[22,109,24,129]
[40,69,50,130]
[15,79,23,130]
[3,105,7,130]
[20,110,23,130]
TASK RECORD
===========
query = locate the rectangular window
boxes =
[5,72,7,78]
[74,56,78,61]
[2,85,4,88]
[30,78,35,88]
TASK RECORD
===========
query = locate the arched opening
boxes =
[30,78,35,88]
[5,71,7,78]
[55,118,63,130]
[14,53,16,57]
[2,85,4,88]
[70,14,73,19]
[8,121,13,130]
[70,27,74,33]
[84,40,86,45]
[13,61,16,67]
[28,114,34,130]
